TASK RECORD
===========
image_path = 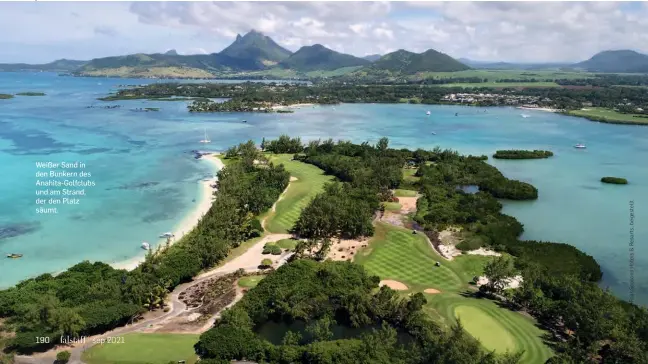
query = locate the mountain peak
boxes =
[220,29,292,67]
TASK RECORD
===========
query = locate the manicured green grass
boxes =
[354,223,552,362]
[354,223,463,292]
[238,275,266,288]
[274,238,299,250]
[428,295,554,363]
[262,154,333,233]
[81,333,199,364]
[441,82,559,88]
[382,202,402,211]
[567,107,648,125]
[394,189,417,197]
[455,305,517,353]
[417,69,594,81]
[402,168,419,182]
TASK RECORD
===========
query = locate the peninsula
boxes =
[2,138,646,364]
[101,80,648,125]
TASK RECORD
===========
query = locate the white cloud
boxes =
[0,1,647,63]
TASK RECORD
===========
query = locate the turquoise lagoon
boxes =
[0,72,646,306]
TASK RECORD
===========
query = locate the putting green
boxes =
[355,223,462,291]
[383,202,402,211]
[394,189,417,197]
[455,305,516,353]
[274,238,298,250]
[238,275,265,288]
[262,154,333,233]
[430,295,553,363]
[82,333,199,364]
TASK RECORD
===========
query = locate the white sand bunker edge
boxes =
[379,280,409,290]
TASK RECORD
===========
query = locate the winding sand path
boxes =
[17,233,293,364]
[17,165,298,364]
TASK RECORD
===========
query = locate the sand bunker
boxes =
[379,280,409,290]
[424,288,441,294]
[467,247,502,257]
[327,237,368,261]
[398,196,418,213]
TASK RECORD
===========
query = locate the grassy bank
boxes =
[81,333,199,364]
[261,154,333,233]
[567,107,648,125]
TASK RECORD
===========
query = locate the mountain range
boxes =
[1,30,647,77]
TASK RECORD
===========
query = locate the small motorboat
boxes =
[141,242,151,250]
[242,120,247,123]
[6,253,23,259]
[431,132,437,135]
[426,111,431,115]
[574,143,587,149]
[159,232,174,238]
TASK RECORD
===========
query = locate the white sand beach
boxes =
[271,103,316,110]
[516,106,559,113]
[111,154,224,271]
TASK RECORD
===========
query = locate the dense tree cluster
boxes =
[600,176,628,184]
[103,80,648,114]
[292,182,377,240]
[511,270,648,363]
[196,259,523,364]
[492,150,554,159]
[0,142,289,354]
[263,135,304,154]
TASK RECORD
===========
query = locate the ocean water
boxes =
[0,73,646,306]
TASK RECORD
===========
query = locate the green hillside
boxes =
[279,44,370,71]
[370,48,470,73]
[0,58,86,72]
[575,50,648,73]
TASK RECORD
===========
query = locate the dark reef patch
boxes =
[0,222,41,240]
[106,181,160,191]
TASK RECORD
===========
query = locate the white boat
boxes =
[521,114,530,118]
[431,132,437,135]
[141,242,150,250]
[159,232,174,238]
[426,111,431,115]
[574,143,587,149]
[199,128,211,144]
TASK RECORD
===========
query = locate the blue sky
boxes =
[1,1,647,64]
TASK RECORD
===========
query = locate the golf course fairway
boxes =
[262,154,332,233]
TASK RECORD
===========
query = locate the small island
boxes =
[601,176,628,184]
[16,92,46,96]
[493,149,554,159]
[0,93,14,99]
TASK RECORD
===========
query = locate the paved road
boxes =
[16,234,294,364]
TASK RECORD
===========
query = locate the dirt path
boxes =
[17,233,294,364]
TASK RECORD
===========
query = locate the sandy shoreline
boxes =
[111,154,224,271]
[271,103,315,110]
[516,106,559,113]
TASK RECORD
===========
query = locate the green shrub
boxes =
[56,351,71,363]
[456,237,482,251]
[601,176,628,184]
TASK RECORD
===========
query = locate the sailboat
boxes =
[426,111,431,115]
[199,128,211,144]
